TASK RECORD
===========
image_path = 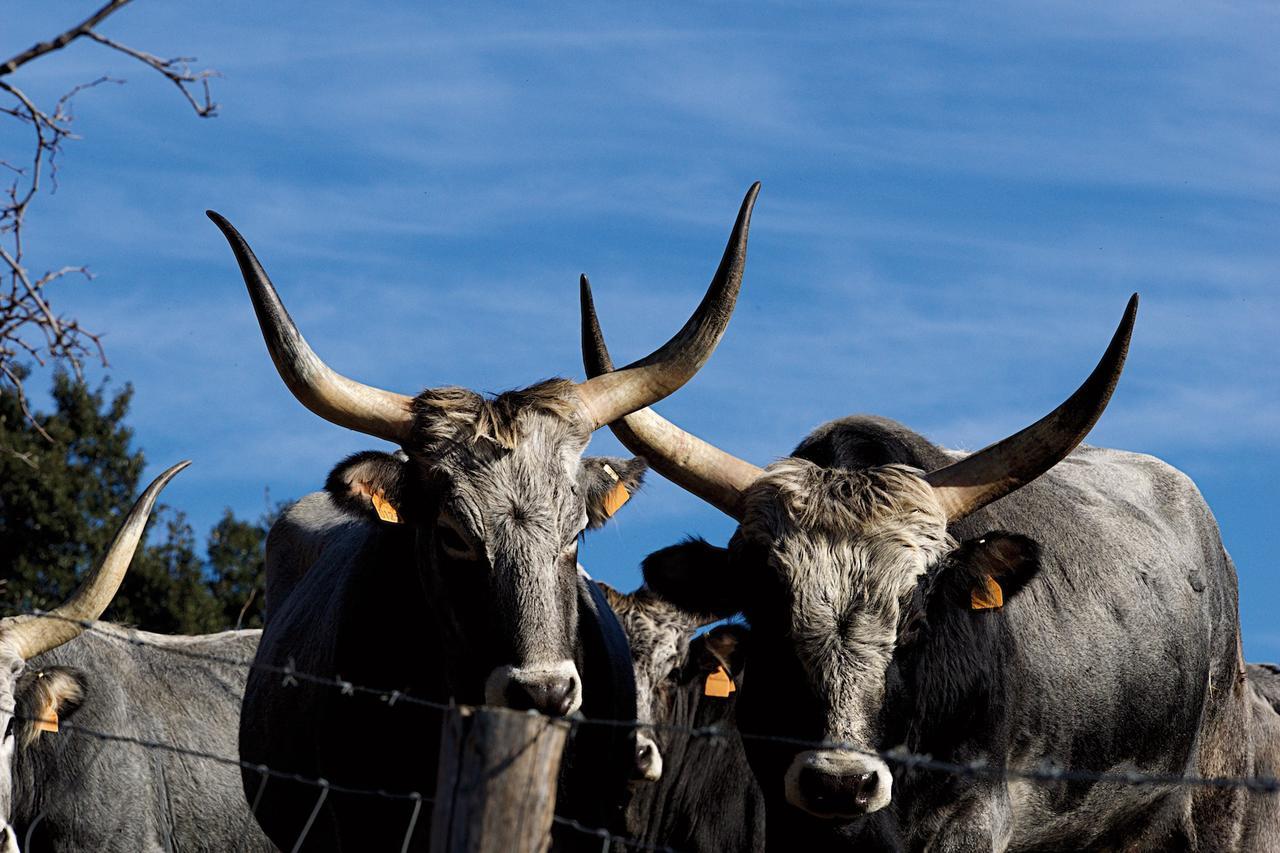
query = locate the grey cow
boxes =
[206,185,759,850]
[599,584,765,852]
[583,279,1280,850]
[0,463,273,853]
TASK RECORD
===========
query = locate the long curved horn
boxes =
[925,294,1138,521]
[573,183,760,432]
[206,212,414,445]
[580,275,762,520]
[1,460,190,661]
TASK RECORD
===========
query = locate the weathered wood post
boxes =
[430,706,571,853]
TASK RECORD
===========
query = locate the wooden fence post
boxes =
[429,706,571,853]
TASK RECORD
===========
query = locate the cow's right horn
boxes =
[573,183,761,434]
[207,212,415,445]
[580,273,763,520]
[0,461,190,661]
[923,295,1137,521]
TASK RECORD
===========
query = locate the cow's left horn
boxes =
[1,461,190,661]
[573,183,759,431]
[207,212,415,445]
[580,275,763,520]
[924,294,1137,521]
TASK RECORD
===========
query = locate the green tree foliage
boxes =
[1,369,269,632]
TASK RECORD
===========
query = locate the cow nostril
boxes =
[852,771,877,807]
[797,765,883,817]
[508,674,577,717]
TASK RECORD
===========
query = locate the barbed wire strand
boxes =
[2,705,674,853]
[6,610,1280,795]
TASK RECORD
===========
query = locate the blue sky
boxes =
[5,2,1279,655]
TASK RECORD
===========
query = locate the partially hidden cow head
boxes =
[596,580,727,781]
[207,184,758,717]
[0,463,187,849]
[581,282,1136,818]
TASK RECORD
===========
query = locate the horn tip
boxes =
[153,459,192,488]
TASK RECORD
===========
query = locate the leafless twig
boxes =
[0,1,218,430]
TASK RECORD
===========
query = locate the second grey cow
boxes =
[0,463,272,853]
[584,281,1280,851]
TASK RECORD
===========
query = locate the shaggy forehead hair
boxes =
[744,460,948,540]
[409,379,588,457]
[740,460,954,606]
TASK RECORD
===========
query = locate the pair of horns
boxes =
[583,261,1137,523]
[205,182,760,445]
[1,461,189,661]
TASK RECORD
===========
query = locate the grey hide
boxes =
[1,626,269,852]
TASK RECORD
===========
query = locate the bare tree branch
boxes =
[1,2,219,433]
[0,0,135,77]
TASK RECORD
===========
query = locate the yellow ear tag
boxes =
[704,664,736,698]
[970,574,1004,611]
[371,492,401,524]
[600,464,630,518]
[35,710,59,734]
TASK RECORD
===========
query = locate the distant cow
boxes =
[599,583,764,852]
[1248,664,1280,714]
[207,184,758,850]
[583,283,1280,850]
[0,463,273,853]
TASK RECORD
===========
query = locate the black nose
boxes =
[507,674,577,716]
[797,766,879,816]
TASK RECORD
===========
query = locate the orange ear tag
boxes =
[371,492,401,524]
[600,464,630,517]
[704,664,736,698]
[970,574,1004,611]
[34,711,59,734]
[602,483,630,518]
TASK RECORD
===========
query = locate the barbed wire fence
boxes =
[4,610,1279,853]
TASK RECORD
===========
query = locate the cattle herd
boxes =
[1,183,1278,851]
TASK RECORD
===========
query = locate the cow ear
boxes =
[948,532,1041,610]
[642,538,743,619]
[325,450,408,524]
[580,456,647,529]
[699,623,749,678]
[16,666,86,745]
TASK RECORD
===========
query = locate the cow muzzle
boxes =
[785,749,893,818]
[0,820,18,853]
[485,660,582,717]
[633,730,664,782]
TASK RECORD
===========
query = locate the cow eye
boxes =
[436,525,469,556]
[435,515,477,559]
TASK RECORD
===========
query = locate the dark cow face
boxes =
[596,581,720,781]
[644,459,1039,819]
[327,433,646,716]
